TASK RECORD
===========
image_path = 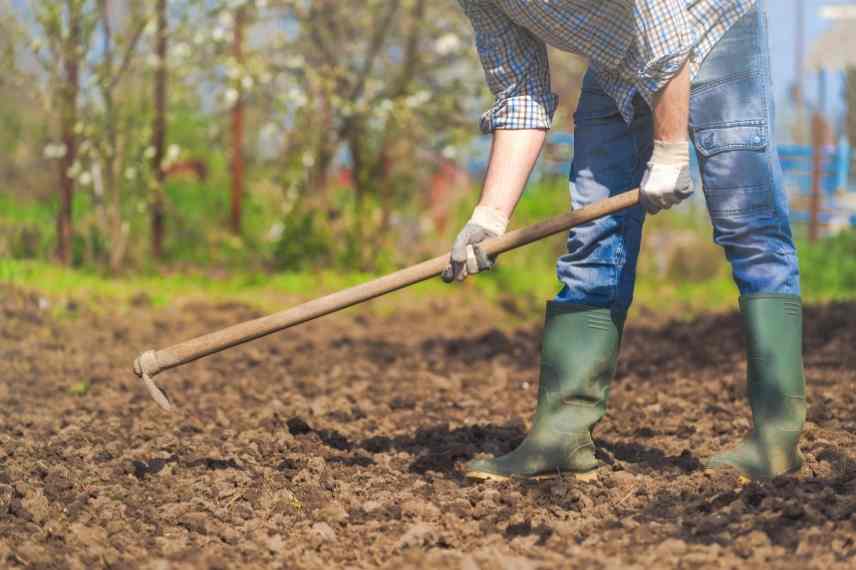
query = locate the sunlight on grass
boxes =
[3,177,855,320]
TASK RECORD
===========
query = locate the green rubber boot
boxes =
[465,302,624,481]
[705,294,807,479]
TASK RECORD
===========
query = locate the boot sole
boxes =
[464,469,599,482]
[703,454,804,481]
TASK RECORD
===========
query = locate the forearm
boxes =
[641,59,694,215]
[478,129,547,219]
[652,59,690,143]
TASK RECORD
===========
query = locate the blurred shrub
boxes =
[799,229,856,295]
[0,222,48,259]
[666,238,724,282]
[271,210,332,271]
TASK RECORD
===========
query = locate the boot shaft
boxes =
[740,294,806,434]
[536,303,624,426]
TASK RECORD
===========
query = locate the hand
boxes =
[640,140,694,215]
[441,205,509,283]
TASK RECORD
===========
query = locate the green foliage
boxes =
[799,229,856,297]
[272,210,332,271]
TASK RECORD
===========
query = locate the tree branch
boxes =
[349,1,400,101]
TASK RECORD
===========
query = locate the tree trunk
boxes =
[151,0,167,258]
[346,129,367,270]
[56,0,82,265]
[230,6,246,235]
[98,0,122,271]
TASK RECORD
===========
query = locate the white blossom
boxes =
[301,151,315,168]
[224,88,240,106]
[125,167,137,181]
[286,87,307,107]
[43,143,67,160]
[260,123,278,140]
[376,99,394,116]
[434,33,462,56]
[166,144,181,163]
[226,63,241,80]
[241,76,254,90]
[66,161,82,179]
[173,42,191,60]
[218,11,234,29]
[143,146,156,160]
[267,222,284,241]
[284,55,305,69]
[78,171,92,186]
[405,91,431,108]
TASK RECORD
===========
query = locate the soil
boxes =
[1,285,855,569]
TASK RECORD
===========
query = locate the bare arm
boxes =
[477,128,547,219]
[652,59,690,143]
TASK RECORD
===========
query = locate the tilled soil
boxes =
[1,285,855,569]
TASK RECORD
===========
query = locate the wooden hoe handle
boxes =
[133,189,640,411]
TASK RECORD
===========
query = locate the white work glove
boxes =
[441,205,509,283]
[640,140,694,215]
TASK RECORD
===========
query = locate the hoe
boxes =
[133,190,640,411]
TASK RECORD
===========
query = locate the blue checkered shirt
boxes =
[458,0,757,131]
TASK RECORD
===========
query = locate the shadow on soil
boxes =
[637,447,856,557]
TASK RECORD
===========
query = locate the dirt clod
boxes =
[1,286,855,568]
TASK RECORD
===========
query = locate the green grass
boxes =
[4,176,856,319]
[0,257,456,313]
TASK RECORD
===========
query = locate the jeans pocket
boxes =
[694,123,774,221]
[693,122,768,158]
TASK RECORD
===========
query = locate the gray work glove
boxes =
[640,140,694,215]
[441,205,509,283]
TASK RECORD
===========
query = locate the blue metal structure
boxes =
[463,132,855,227]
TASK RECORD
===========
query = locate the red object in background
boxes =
[336,167,354,189]
[162,160,208,181]
[809,112,832,242]
[429,158,470,233]
[330,155,470,234]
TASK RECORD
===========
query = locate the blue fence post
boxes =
[837,135,851,193]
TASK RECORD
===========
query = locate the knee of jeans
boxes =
[730,249,801,296]
[565,216,625,262]
[557,215,639,309]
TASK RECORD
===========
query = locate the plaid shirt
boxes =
[458,0,757,131]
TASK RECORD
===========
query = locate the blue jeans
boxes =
[555,4,800,311]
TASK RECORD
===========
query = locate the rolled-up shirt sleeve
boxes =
[631,0,695,106]
[458,0,558,133]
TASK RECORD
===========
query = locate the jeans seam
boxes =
[610,216,627,307]
[759,6,777,240]
[695,119,766,130]
[691,69,762,97]
[704,183,765,193]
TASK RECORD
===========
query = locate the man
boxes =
[445,0,806,481]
